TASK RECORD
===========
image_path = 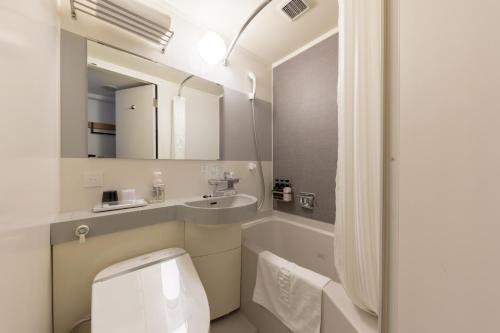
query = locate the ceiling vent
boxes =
[279,0,310,21]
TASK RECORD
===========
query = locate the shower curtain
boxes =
[334,0,383,315]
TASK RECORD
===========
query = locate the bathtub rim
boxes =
[242,209,339,282]
[240,211,378,333]
[241,210,334,236]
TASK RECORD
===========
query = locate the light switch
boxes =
[83,171,103,188]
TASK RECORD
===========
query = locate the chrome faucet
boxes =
[208,171,240,197]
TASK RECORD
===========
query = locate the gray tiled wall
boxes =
[220,88,272,161]
[273,35,338,223]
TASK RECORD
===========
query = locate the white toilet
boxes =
[91,248,210,333]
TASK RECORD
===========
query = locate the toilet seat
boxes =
[91,248,210,333]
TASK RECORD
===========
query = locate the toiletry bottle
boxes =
[283,180,292,202]
[152,171,165,203]
[273,179,279,200]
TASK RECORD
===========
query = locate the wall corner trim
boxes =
[272,27,339,68]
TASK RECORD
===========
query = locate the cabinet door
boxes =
[115,84,156,159]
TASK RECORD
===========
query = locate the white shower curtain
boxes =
[334,0,383,315]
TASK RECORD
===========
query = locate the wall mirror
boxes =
[60,30,222,160]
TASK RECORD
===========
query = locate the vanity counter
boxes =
[51,194,263,245]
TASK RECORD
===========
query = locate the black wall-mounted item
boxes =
[101,190,118,203]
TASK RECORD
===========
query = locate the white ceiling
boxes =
[158,0,338,65]
[88,66,148,97]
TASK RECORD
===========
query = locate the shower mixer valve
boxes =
[208,171,240,197]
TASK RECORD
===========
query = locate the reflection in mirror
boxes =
[87,66,156,159]
[169,73,222,160]
[87,40,222,160]
[60,30,222,160]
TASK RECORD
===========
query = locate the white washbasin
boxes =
[182,194,257,224]
[185,194,257,209]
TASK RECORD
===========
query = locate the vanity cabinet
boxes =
[185,222,242,319]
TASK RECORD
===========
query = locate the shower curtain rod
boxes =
[177,75,195,96]
[223,0,272,66]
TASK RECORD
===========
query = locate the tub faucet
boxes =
[208,171,239,197]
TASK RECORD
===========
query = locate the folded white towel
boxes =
[252,251,331,333]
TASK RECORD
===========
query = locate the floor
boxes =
[210,310,257,333]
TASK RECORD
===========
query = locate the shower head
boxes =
[248,72,256,100]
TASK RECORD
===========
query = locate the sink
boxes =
[182,194,257,224]
[185,194,256,209]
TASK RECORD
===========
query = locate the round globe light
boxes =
[198,31,227,65]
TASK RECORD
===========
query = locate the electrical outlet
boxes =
[83,171,103,188]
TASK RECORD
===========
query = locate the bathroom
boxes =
[2,0,500,333]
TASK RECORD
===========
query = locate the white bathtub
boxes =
[240,213,378,333]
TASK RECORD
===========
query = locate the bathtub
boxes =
[240,213,378,333]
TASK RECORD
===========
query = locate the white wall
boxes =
[388,0,500,332]
[0,1,60,332]
[58,1,272,102]
[60,159,273,213]
[88,96,115,124]
[57,3,274,219]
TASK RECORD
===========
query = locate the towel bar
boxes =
[69,0,174,53]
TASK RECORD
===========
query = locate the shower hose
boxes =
[251,98,265,210]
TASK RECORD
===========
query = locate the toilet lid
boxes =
[91,248,210,333]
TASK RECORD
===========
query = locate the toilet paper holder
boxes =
[75,225,90,244]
